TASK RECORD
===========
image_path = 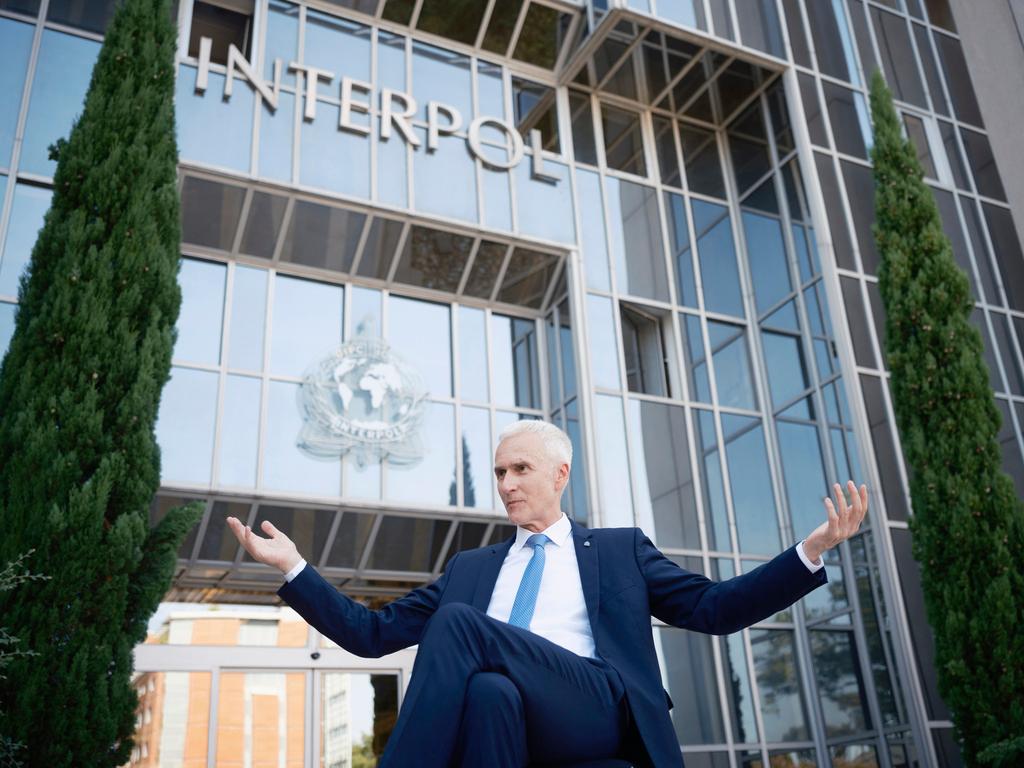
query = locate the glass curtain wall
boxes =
[565,17,915,766]
[782,0,1024,762]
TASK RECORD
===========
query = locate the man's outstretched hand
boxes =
[803,481,868,564]
[226,516,303,575]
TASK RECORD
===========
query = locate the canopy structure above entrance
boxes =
[154,494,517,605]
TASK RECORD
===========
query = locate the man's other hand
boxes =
[803,481,868,564]
[226,516,302,574]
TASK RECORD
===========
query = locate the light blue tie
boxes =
[507,534,550,630]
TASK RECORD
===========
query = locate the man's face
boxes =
[493,432,569,530]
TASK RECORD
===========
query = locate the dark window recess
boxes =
[814,152,855,270]
[804,0,853,81]
[890,528,952,719]
[0,0,41,16]
[960,194,1001,302]
[620,303,671,397]
[968,309,1001,392]
[568,90,598,166]
[823,82,867,159]
[393,226,474,294]
[601,104,646,177]
[798,73,828,148]
[512,3,569,70]
[859,375,909,521]
[781,0,810,66]
[960,128,1006,202]
[902,114,936,179]
[932,189,978,299]
[512,77,559,153]
[983,203,1024,312]
[932,32,982,127]
[180,176,246,251]
[736,0,784,57]
[47,0,119,34]
[416,0,487,46]
[848,0,879,84]
[840,277,877,368]
[912,23,949,116]
[842,160,880,274]
[189,0,254,65]
[871,7,928,108]
[923,0,957,32]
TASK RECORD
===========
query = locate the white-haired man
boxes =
[229,420,865,767]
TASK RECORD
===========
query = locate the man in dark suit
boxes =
[228,420,866,767]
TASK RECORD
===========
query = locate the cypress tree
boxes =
[869,70,1024,766]
[0,0,201,765]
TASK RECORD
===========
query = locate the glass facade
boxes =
[1,0,1021,765]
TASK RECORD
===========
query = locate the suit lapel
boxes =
[470,536,514,611]
[571,520,600,628]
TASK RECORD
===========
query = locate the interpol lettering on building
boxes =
[194,36,559,182]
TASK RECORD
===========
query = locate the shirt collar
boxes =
[512,513,572,551]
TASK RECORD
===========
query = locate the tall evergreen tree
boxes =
[869,70,1024,766]
[0,0,201,765]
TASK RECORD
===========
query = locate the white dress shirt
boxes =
[485,514,596,659]
[282,522,824,659]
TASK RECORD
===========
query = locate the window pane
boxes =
[602,104,646,176]
[621,305,668,396]
[933,32,982,126]
[693,411,730,551]
[682,314,711,403]
[680,124,726,199]
[811,630,871,736]
[0,183,52,298]
[823,82,869,158]
[175,259,226,365]
[738,0,784,57]
[45,0,115,33]
[960,128,1006,201]
[570,90,598,166]
[842,160,880,274]
[412,42,472,122]
[279,201,365,273]
[21,30,100,176]
[983,203,1024,311]
[461,405,493,509]
[368,516,451,571]
[723,415,780,554]
[515,159,575,244]
[388,401,456,506]
[815,153,855,269]
[666,192,697,308]
[324,510,375,567]
[462,240,505,300]
[393,226,473,293]
[903,114,937,179]
[578,170,610,291]
[416,0,486,45]
[804,0,856,82]
[512,77,559,152]
[157,367,219,484]
[239,192,288,259]
[305,12,369,79]
[180,176,246,251]
[176,66,253,173]
[497,248,559,308]
[913,23,949,116]
[227,266,267,371]
[388,295,451,396]
[0,18,33,169]
[300,102,370,199]
[512,3,567,70]
[721,629,758,741]
[605,179,668,301]
[871,8,927,108]
[216,672,305,766]
[743,212,791,315]
[708,322,756,410]
[776,420,829,537]
[749,629,809,741]
[264,380,341,495]
[0,300,14,359]
[593,395,634,526]
[356,217,404,280]
[270,275,343,378]
[491,315,540,408]
[693,201,744,317]
[585,294,621,389]
[219,374,261,488]
[321,673,396,767]
[657,627,726,744]
[629,400,699,548]
[413,124,477,223]
[458,306,488,402]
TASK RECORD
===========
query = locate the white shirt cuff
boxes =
[796,541,824,573]
[283,558,307,583]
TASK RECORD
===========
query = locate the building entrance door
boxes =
[131,614,415,768]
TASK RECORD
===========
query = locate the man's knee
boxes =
[424,602,484,638]
[465,673,522,716]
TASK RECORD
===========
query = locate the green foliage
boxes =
[0,0,202,765]
[868,70,1024,766]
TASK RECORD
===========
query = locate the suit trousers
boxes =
[379,603,628,768]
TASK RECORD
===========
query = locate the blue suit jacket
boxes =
[279,522,826,767]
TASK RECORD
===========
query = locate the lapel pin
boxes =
[584,540,591,547]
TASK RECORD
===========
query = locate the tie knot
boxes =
[526,533,550,550]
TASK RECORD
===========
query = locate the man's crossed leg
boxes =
[380,603,629,768]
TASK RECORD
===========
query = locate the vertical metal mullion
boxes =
[452,301,464,507]
[207,668,221,768]
[254,267,277,491]
[209,261,237,490]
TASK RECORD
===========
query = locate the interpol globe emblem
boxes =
[298,337,427,465]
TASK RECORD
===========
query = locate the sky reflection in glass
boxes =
[218,374,261,487]
[0,184,51,298]
[156,367,218,484]
[0,18,32,169]
[175,259,225,365]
